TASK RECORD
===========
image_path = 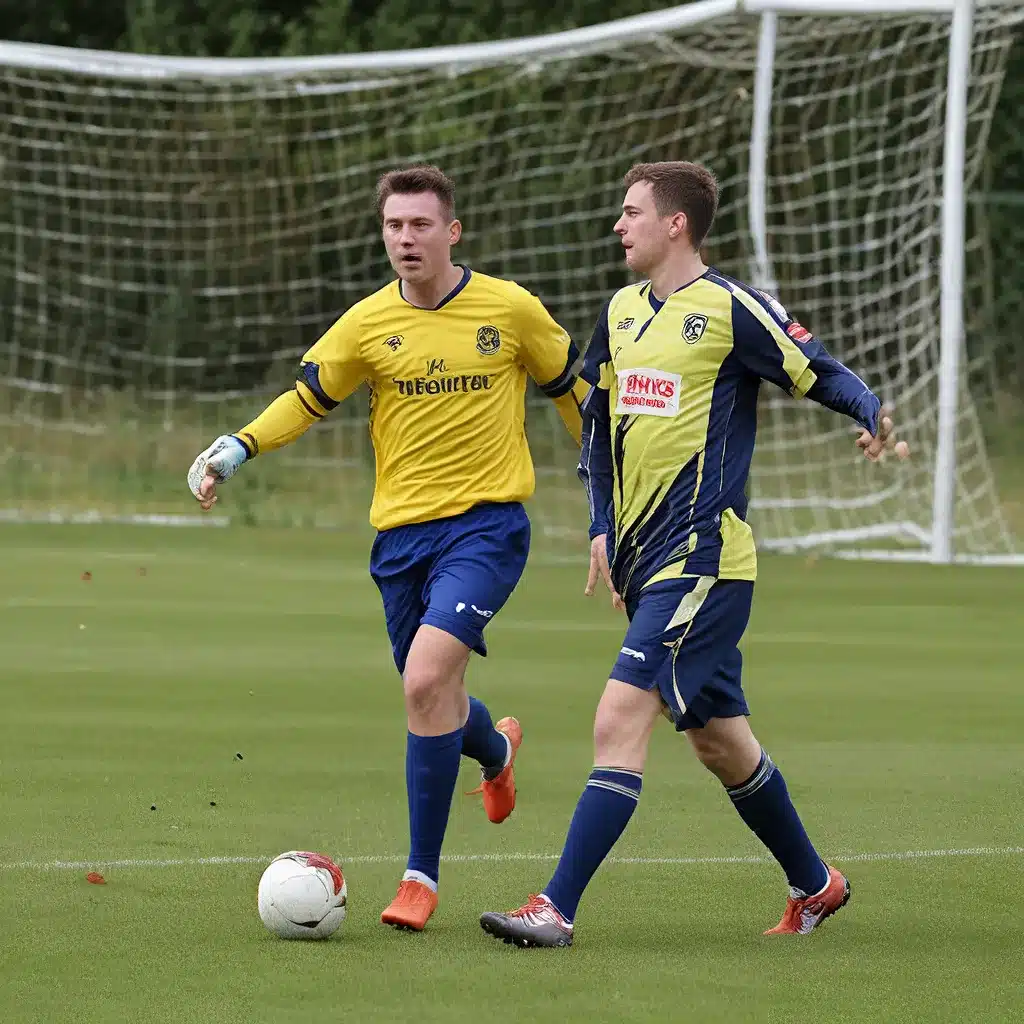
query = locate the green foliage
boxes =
[0,0,671,57]
[973,36,1024,408]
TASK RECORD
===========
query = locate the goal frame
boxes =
[0,0,1013,564]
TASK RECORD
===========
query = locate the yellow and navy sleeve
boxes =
[233,307,368,457]
[577,301,614,540]
[729,284,880,434]
[516,289,588,445]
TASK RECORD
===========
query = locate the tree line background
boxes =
[0,0,1019,535]
[3,0,1019,405]
[1,0,661,57]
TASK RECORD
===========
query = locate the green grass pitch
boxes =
[1,524,1022,1023]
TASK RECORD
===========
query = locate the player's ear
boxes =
[667,210,688,240]
[448,219,462,245]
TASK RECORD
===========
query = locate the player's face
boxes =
[614,181,684,274]
[381,192,462,283]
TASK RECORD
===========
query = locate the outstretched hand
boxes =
[856,406,910,463]
[187,435,249,511]
[585,534,625,612]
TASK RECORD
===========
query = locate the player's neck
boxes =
[400,262,466,310]
[648,254,707,303]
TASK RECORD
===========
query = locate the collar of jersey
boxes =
[398,264,472,311]
[645,267,713,314]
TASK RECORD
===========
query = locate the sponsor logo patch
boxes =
[615,367,681,417]
[394,374,492,396]
[786,322,813,344]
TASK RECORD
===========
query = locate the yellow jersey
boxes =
[234,267,588,530]
[579,270,880,600]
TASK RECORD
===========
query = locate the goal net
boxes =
[1,1,1021,560]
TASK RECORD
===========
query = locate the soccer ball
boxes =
[257,850,347,940]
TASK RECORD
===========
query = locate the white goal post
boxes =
[0,0,1021,563]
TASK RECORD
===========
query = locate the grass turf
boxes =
[1,524,1021,1023]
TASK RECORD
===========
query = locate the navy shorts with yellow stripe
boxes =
[369,501,530,675]
[610,576,754,731]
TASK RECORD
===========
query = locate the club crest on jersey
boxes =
[476,325,501,355]
[682,313,708,344]
[383,335,403,351]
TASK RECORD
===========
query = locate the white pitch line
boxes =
[3,845,1023,872]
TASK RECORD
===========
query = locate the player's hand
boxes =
[856,406,910,463]
[187,435,248,510]
[585,534,625,612]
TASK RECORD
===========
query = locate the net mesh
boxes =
[0,7,1021,556]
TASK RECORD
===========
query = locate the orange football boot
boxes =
[764,864,850,935]
[467,716,522,823]
[380,879,438,931]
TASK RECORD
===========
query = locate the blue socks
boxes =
[543,767,643,921]
[405,728,463,887]
[460,696,509,779]
[727,749,829,896]
[404,696,507,889]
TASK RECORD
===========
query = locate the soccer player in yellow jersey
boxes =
[481,161,910,948]
[186,166,588,932]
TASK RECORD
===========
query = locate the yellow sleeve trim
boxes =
[235,389,318,454]
[731,288,815,397]
[551,381,587,446]
[790,365,816,400]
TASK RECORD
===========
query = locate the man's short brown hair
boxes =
[623,161,719,249]
[375,165,455,222]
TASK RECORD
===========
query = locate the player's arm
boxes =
[730,290,908,461]
[576,302,622,608]
[187,309,367,508]
[577,302,614,539]
[515,290,589,445]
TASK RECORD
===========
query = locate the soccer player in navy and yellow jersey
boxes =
[186,166,588,932]
[481,161,910,948]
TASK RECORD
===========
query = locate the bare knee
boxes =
[401,625,471,732]
[403,661,451,719]
[686,717,762,786]
[687,732,734,778]
[592,681,663,771]
[592,702,623,757]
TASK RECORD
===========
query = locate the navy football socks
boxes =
[460,696,509,779]
[726,749,829,896]
[543,767,644,921]
[405,728,463,888]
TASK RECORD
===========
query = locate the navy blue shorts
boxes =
[369,502,531,675]
[610,576,754,731]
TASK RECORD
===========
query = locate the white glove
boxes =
[187,435,249,502]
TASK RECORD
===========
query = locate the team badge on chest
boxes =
[476,325,501,355]
[682,313,708,344]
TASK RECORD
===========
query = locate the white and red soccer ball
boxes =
[257,851,347,940]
